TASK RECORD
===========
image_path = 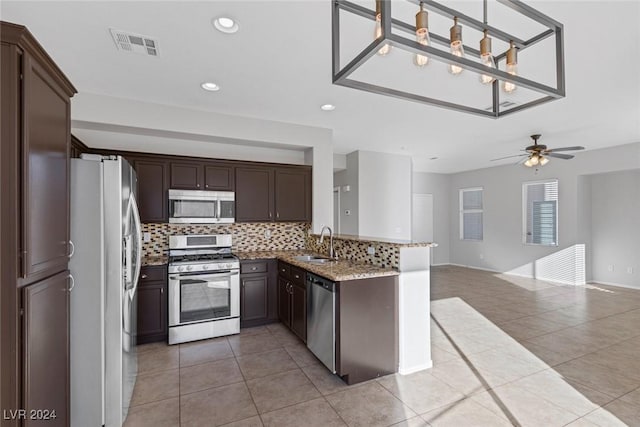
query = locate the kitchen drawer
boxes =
[290,266,306,286]
[241,260,269,274]
[140,265,167,283]
[278,261,291,278]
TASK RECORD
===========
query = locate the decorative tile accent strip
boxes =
[305,234,400,269]
[142,222,310,257]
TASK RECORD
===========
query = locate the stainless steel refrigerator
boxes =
[69,155,142,427]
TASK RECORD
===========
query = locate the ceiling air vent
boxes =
[485,101,517,111]
[109,28,158,56]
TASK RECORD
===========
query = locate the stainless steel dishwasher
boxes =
[306,273,336,373]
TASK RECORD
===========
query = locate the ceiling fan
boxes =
[491,134,585,168]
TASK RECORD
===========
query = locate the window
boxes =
[523,179,558,246]
[460,188,483,241]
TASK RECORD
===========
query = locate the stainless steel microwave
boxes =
[168,189,235,224]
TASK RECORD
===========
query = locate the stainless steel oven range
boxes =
[168,234,240,344]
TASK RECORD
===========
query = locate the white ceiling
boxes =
[2,0,639,173]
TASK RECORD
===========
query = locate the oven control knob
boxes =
[203,265,209,270]
[177,266,184,272]
[186,265,193,271]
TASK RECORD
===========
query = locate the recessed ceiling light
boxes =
[213,17,239,34]
[320,104,336,111]
[201,82,220,91]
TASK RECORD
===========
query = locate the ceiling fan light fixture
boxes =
[524,158,533,167]
[539,156,550,166]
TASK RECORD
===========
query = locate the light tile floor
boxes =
[125,266,640,426]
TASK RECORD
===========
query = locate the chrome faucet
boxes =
[319,225,336,259]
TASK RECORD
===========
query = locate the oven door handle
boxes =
[169,271,239,281]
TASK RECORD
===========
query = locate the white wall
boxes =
[591,170,640,288]
[448,143,640,283]
[412,172,451,265]
[357,151,413,240]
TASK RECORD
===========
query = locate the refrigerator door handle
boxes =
[129,193,143,297]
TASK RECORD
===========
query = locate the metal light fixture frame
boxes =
[332,0,566,118]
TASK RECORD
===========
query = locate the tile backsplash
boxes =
[305,234,400,269]
[142,222,309,256]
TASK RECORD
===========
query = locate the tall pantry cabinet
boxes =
[1,22,77,426]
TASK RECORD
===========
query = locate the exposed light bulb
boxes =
[503,41,518,93]
[449,17,464,75]
[479,30,496,84]
[539,156,549,166]
[374,1,391,56]
[413,3,430,67]
[524,158,533,167]
[530,154,540,166]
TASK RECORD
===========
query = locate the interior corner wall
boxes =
[576,175,593,282]
[448,142,640,284]
[357,151,412,240]
[412,172,451,265]
[590,169,640,288]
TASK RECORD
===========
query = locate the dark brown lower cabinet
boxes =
[290,281,307,342]
[240,260,278,328]
[22,270,70,427]
[278,278,292,329]
[277,261,307,343]
[137,265,168,344]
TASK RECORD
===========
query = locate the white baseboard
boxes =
[588,280,640,291]
[399,361,433,375]
[431,263,450,267]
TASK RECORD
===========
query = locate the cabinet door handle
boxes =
[68,274,75,292]
[68,240,75,258]
[141,274,148,279]
[269,212,273,219]
[160,288,164,294]
[251,266,257,271]
[276,212,280,219]
[294,274,300,279]
[197,184,200,188]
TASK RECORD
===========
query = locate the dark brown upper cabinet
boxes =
[275,168,311,221]
[170,161,234,191]
[133,158,168,222]
[236,166,275,222]
[170,162,202,190]
[236,166,311,223]
[22,49,75,282]
[204,164,234,190]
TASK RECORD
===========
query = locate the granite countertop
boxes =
[310,233,437,247]
[141,256,169,266]
[234,250,399,282]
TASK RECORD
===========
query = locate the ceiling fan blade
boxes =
[546,152,574,160]
[490,153,528,161]
[546,146,585,152]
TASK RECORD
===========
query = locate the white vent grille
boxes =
[110,28,158,56]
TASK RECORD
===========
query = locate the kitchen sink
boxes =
[293,255,335,264]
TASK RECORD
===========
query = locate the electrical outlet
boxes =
[367,246,375,255]
[143,232,151,243]
[344,209,351,216]
[627,267,634,274]
[607,265,614,272]
[264,229,272,239]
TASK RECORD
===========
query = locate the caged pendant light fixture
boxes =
[332,0,566,118]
